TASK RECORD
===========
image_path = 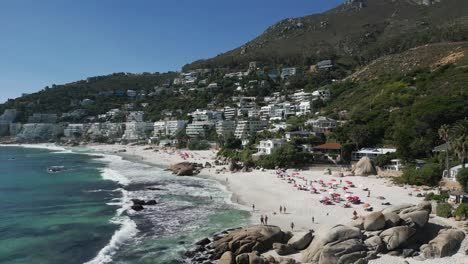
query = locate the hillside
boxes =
[184,0,468,71]
[322,41,468,158]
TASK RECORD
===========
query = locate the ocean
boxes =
[0,146,249,264]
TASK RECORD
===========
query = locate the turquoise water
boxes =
[0,146,249,264]
[0,146,119,264]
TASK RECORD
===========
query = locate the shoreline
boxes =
[3,143,468,263]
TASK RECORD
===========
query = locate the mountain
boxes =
[183,0,468,71]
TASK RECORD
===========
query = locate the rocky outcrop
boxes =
[352,156,377,176]
[363,212,386,231]
[380,226,416,251]
[287,231,314,250]
[219,251,234,264]
[420,229,466,259]
[167,162,203,176]
[212,225,286,258]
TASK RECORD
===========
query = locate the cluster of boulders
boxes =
[130,198,157,211]
[166,162,203,176]
[302,201,465,263]
[185,202,466,264]
[185,225,303,264]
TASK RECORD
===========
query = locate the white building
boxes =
[254,139,287,156]
[122,122,153,141]
[207,83,218,89]
[153,121,167,138]
[281,67,297,80]
[216,120,236,138]
[306,116,337,133]
[186,121,215,138]
[285,131,314,142]
[234,120,267,139]
[64,124,87,138]
[189,109,223,122]
[127,90,137,98]
[383,159,404,171]
[223,107,237,120]
[351,148,397,161]
[291,91,312,103]
[443,164,468,182]
[153,120,186,138]
[296,101,312,116]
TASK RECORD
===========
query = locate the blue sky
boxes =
[0,0,344,103]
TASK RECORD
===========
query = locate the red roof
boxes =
[313,143,342,150]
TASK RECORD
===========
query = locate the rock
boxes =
[399,210,429,229]
[205,162,212,168]
[402,248,416,258]
[248,252,267,264]
[212,225,285,258]
[131,204,144,211]
[302,225,362,263]
[287,231,313,250]
[145,200,157,205]
[131,199,145,206]
[420,229,466,259]
[352,156,377,176]
[219,251,234,264]
[167,162,196,176]
[277,257,297,264]
[380,226,416,250]
[381,204,414,214]
[363,212,386,231]
[347,217,364,230]
[364,236,384,253]
[196,237,212,246]
[282,231,294,243]
[320,238,368,264]
[236,253,250,264]
[383,212,401,228]
[273,243,295,256]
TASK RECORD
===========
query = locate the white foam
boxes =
[0,143,68,152]
[84,216,138,264]
[100,168,131,186]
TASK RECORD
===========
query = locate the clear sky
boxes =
[0,0,344,103]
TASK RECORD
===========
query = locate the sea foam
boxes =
[84,216,138,264]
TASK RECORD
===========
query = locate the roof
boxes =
[353,148,396,154]
[433,143,451,152]
[313,143,342,150]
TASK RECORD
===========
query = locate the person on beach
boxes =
[252,204,255,211]
[260,215,264,225]
[210,195,212,200]
[226,177,228,183]
[367,190,371,197]
[283,206,287,214]
[291,222,295,231]
[312,216,315,223]
[265,215,268,225]
[353,210,358,219]
[279,206,282,214]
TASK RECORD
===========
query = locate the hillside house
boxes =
[281,67,297,80]
[351,148,397,161]
[254,139,287,156]
[443,164,468,182]
[306,116,337,133]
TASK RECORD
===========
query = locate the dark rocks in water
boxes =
[196,237,212,246]
[146,187,165,191]
[145,200,157,205]
[131,199,145,206]
[131,204,144,211]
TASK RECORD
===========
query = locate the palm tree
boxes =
[438,124,451,175]
[452,119,468,168]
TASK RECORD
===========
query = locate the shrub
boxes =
[396,163,442,186]
[436,203,453,218]
[187,140,210,150]
[424,192,449,202]
[456,168,468,192]
[454,203,468,218]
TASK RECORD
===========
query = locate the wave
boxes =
[84,216,138,264]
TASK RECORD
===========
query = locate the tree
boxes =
[457,168,468,192]
[349,125,369,149]
[453,136,467,168]
[438,124,451,174]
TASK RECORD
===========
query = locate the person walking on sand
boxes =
[353,210,358,219]
[264,215,268,225]
[291,222,295,231]
[312,216,315,224]
[367,190,371,197]
[252,204,255,211]
[279,206,283,214]
[283,206,287,214]
[260,215,264,225]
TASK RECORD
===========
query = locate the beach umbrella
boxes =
[311,187,317,192]
[342,186,348,190]
[331,179,336,182]
[363,203,370,208]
